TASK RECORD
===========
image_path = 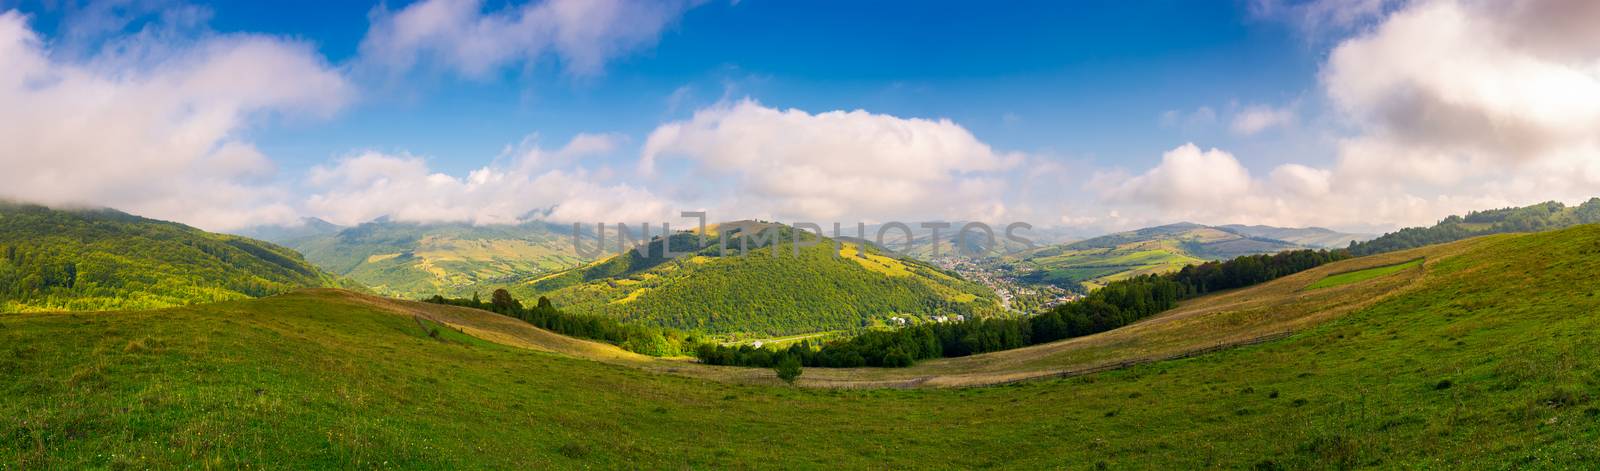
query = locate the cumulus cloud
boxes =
[359,0,703,78]
[1320,0,1600,215]
[1102,144,1254,210]
[1094,0,1600,231]
[1090,142,1436,230]
[0,9,351,230]
[304,134,672,226]
[640,99,1021,223]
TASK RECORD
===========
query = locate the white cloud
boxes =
[304,134,671,226]
[640,99,1021,223]
[1268,164,1332,198]
[1092,0,1600,231]
[0,9,351,231]
[1230,104,1296,135]
[1319,0,1600,217]
[1101,144,1254,211]
[359,0,702,78]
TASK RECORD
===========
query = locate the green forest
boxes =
[0,203,349,312]
[1348,198,1600,255]
[507,224,1001,337]
[424,289,698,356]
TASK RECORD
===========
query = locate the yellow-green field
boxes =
[1306,258,1425,290]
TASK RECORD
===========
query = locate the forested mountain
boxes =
[1348,198,1600,256]
[501,221,1002,337]
[250,219,595,298]
[1010,223,1362,291]
[0,202,349,312]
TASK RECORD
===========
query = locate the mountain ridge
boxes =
[502,221,1003,337]
[0,202,351,312]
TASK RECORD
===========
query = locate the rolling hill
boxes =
[250,219,593,299]
[1011,222,1359,291]
[0,202,350,312]
[502,221,1002,337]
[5,225,1600,467]
[1350,197,1600,255]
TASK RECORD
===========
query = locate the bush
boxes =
[775,356,803,384]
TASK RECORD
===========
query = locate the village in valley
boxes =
[931,256,1081,316]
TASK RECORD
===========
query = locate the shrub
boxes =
[775,356,803,384]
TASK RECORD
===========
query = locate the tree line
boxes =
[696,248,1349,368]
[1348,198,1600,256]
[424,289,698,357]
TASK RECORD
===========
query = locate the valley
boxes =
[1004,222,1367,292]
[7,2,1597,467]
[497,222,1004,339]
[6,225,1600,467]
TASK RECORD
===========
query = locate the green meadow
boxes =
[5,226,1600,468]
[1305,258,1425,291]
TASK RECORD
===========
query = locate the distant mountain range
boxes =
[1216,225,1373,249]
[244,218,591,298]
[0,203,349,312]
[1011,223,1369,291]
[238,215,1374,314]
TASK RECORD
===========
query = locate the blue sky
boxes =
[138,0,1327,174]
[4,0,1597,233]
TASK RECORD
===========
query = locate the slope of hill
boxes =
[0,203,349,312]
[259,220,592,298]
[1350,198,1600,255]
[1012,223,1334,291]
[6,225,1600,467]
[505,221,1001,337]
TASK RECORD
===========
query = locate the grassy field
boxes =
[5,227,1600,467]
[1306,258,1425,290]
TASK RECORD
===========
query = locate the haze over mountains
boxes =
[245,218,588,298]
[1010,222,1367,291]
